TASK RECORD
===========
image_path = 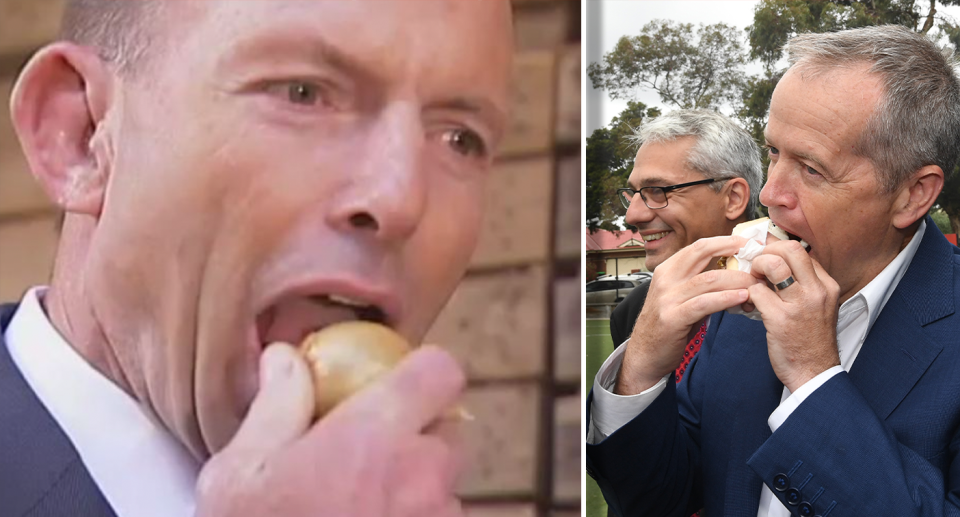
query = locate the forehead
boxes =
[766,66,883,155]
[158,1,512,105]
[629,137,701,186]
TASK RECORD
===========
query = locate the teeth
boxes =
[643,231,669,242]
[325,294,371,308]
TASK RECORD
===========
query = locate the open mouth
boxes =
[769,220,811,253]
[787,232,811,253]
[780,229,811,254]
[256,294,389,348]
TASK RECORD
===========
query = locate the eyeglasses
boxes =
[617,178,730,210]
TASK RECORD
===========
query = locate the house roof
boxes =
[585,228,646,251]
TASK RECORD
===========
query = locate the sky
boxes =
[585,0,960,134]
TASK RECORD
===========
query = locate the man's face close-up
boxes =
[761,65,903,301]
[625,137,737,272]
[81,0,512,457]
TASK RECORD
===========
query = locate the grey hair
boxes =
[629,109,763,219]
[785,25,960,193]
[60,0,163,74]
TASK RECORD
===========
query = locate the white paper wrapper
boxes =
[725,220,772,320]
[730,220,771,273]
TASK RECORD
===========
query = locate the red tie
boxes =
[676,320,707,383]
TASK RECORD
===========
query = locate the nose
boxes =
[624,192,656,227]
[327,103,427,245]
[758,160,797,211]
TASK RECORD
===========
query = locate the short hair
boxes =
[630,109,764,219]
[59,0,161,73]
[784,25,960,193]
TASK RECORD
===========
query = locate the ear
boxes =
[10,42,114,216]
[721,177,750,221]
[891,165,944,229]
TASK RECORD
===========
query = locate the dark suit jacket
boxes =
[587,217,960,516]
[0,304,117,517]
[610,276,652,347]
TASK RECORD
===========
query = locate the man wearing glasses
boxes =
[588,26,960,517]
[597,109,764,517]
[605,109,763,362]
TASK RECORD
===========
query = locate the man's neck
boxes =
[43,284,135,399]
[837,221,920,305]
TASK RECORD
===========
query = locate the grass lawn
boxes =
[585,318,615,517]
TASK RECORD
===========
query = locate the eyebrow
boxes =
[426,97,508,142]
[627,176,672,190]
[763,129,830,174]
[216,31,378,86]
[217,31,508,138]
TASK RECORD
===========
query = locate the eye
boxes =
[443,128,488,158]
[286,82,319,105]
[805,165,821,176]
[265,80,327,107]
[765,144,779,156]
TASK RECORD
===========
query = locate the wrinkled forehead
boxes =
[152,1,514,102]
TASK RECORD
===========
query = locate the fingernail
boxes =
[262,347,291,385]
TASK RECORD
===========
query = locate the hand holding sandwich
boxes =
[748,240,841,393]
[616,235,761,396]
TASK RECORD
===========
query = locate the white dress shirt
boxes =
[589,220,925,516]
[4,287,199,517]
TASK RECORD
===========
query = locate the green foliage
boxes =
[747,0,927,67]
[930,208,952,234]
[936,165,960,235]
[587,20,748,110]
[944,20,960,48]
[586,102,660,231]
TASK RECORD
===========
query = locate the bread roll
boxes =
[720,217,789,270]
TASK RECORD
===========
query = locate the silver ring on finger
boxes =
[774,276,796,291]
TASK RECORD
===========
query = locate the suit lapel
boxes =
[706,313,784,515]
[847,219,954,420]
[0,304,116,517]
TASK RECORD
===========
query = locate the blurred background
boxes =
[0,1,583,516]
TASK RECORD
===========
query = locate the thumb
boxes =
[227,342,315,456]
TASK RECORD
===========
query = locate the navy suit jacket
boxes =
[587,217,960,516]
[0,304,117,516]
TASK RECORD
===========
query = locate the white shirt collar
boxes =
[834,219,925,367]
[4,287,199,517]
[859,218,926,332]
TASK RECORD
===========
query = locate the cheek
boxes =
[404,186,484,336]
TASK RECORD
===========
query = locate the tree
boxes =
[586,102,660,232]
[587,20,749,111]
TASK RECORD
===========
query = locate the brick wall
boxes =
[434,2,581,515]
[0,1,583,515]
